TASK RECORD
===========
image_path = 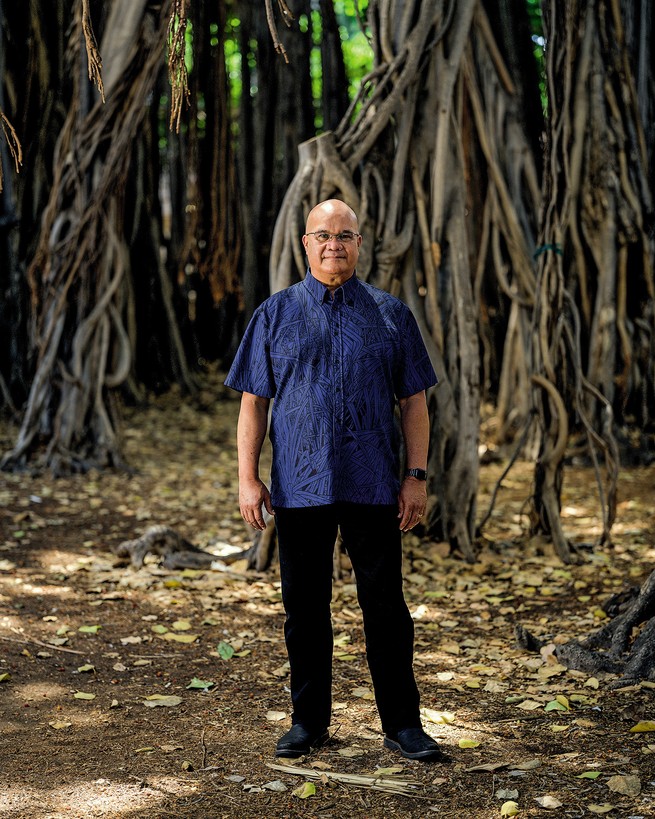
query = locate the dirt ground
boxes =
[1,381,654,819]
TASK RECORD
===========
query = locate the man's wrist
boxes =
[404,468,427,481]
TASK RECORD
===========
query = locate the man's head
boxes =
[302,199,362,290]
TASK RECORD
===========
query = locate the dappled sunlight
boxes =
[10,679,70,701]
[0,775,200,819]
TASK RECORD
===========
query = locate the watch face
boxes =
[407,468,427,480]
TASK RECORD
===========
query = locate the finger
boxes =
[264,494,275,516]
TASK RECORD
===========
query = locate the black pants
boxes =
[275,503,421,735]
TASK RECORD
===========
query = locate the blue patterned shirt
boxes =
[224,271,437,508]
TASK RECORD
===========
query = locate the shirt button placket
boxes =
[332,299,344,430]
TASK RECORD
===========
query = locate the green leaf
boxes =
[0,672,11,682]
[293,781,316,799]
[73,691,96,700]
[78,625,102,634]
[76,664,95,673]
[186,677,215,690]
[544,699,568,712]
[577,771,602,779]
[217,640,234,659]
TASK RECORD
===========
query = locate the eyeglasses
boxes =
[305,231,360,244]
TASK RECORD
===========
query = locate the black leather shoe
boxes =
[384,727,447,760]
[275,724,329,758]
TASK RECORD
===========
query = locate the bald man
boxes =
[225,200,445,761]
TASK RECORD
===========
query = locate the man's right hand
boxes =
[239,478,274,530]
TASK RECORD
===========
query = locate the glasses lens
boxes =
[310,231,358,243]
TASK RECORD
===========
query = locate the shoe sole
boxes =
[383,736,445,760]
[275,730,329,758]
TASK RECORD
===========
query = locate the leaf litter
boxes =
[1,385,655,817]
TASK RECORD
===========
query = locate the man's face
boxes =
[302,202,362,288]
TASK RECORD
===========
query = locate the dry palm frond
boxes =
[266,762,424,797]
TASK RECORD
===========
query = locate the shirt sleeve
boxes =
[394,306,438,398]
[224,305,276,397]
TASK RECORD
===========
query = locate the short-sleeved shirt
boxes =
[224,270,437,508]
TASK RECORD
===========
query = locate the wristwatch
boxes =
[405,468,427,481]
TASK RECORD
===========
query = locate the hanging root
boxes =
[81,0,105,102]
[167,0,190,131]
[0,109,23,192]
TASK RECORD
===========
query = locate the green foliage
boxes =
[525,0,547,114]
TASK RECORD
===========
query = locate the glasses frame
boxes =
[305,231,361,244]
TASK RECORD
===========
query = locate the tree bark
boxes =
[1,0,170,472]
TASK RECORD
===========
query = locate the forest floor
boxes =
[1,377,654,819]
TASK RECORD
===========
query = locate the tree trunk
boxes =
[270,0,543,561]
[1,0,170,473]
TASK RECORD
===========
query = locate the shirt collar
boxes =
[303,269,359,306]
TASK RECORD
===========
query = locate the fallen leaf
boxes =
[186,677,215,690]
[49,720,72,729]
[134,747,156,753]
[515,759,541,771]
[516,700,543,711]
[550,725,569,732]
[262,780,288,792]
[587,805,615,815]
[500,801,520,816]
[420,707,455,724]
[467,762,508,772]
[606,774,640,796]
[265,710,287,722]
[584,677,600,689]
[143,694,183,708]
[120,636,142,645]
[73,692,96,700]
[459,739,481,749]
[151,624,168,634]
[76,664,95,673]
[293,781,316,799]
[577,771,602,780]
[535,795,562,809]
[217,640,234,659]
[496,789,519,800]
[544,698,568,712]
[0,672,11,683]
[162,632,199,644]
[374,766,404,776]
[225,774,246,783]
[629,721,655,733]
[338,747,366,757]
[351,686,375,700]
[172,620,192,631]
[160,744,183,752]
[78,625,102,634]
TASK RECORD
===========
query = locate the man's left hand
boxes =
[398,478,427,532]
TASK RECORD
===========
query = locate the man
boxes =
[225,199,444,761]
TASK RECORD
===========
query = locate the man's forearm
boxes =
[236,393,270,480]
[399,391,429,469]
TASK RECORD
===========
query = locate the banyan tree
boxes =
[270,0,654,562]
[1,0,654,565]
